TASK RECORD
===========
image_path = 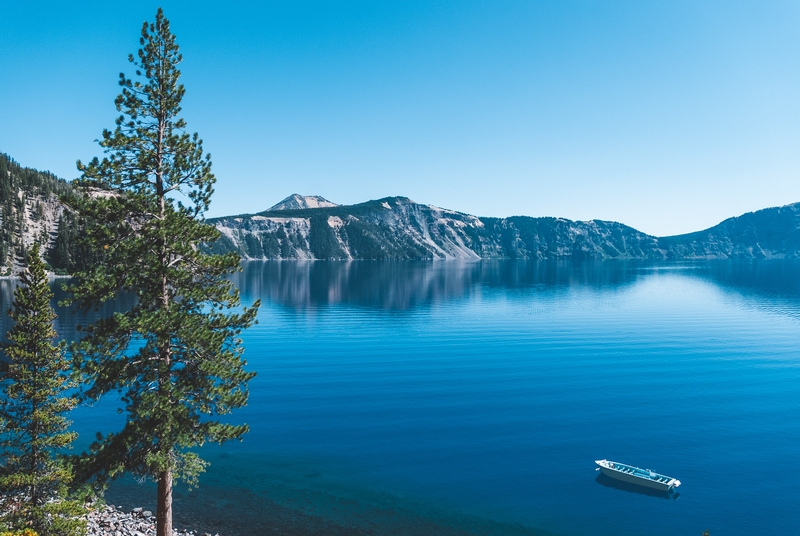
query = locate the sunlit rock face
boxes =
[207,197,487,260]
[0,154,73,274]
[206,197,800,260]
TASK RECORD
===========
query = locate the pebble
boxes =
[85,504,219,536]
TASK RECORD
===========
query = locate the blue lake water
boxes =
[3,260,798,535]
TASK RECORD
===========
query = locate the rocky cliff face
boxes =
[209,197,665,260]
[207,197,800,260]
[206,197,489,260]
[0,154,71,274]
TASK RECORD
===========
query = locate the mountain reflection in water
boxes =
[232,259,800,313]
[0,258,798,333]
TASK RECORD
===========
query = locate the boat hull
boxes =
[595,460,680,492]
[597,466,673,491]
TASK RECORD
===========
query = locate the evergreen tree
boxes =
[69,9,259,536]
[0,244,86,536]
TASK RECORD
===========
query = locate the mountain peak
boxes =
[268,194,339,211]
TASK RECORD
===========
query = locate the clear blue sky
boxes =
[1,1,799,236]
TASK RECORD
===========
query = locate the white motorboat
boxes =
[595,459,681,492]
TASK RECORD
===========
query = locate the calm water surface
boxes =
[3,260,798,535]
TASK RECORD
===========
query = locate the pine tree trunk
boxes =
[157,468,173,536]
[154,53,173,536]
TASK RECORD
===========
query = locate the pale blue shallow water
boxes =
[4,260,798,535]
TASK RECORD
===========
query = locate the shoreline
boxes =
[86,504,207,536]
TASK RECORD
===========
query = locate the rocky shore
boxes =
[86,504,218,536]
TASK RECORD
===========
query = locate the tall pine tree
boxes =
[69,9,259,536]
[0,244,86,536]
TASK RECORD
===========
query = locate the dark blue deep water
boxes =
[3,260,798,535]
